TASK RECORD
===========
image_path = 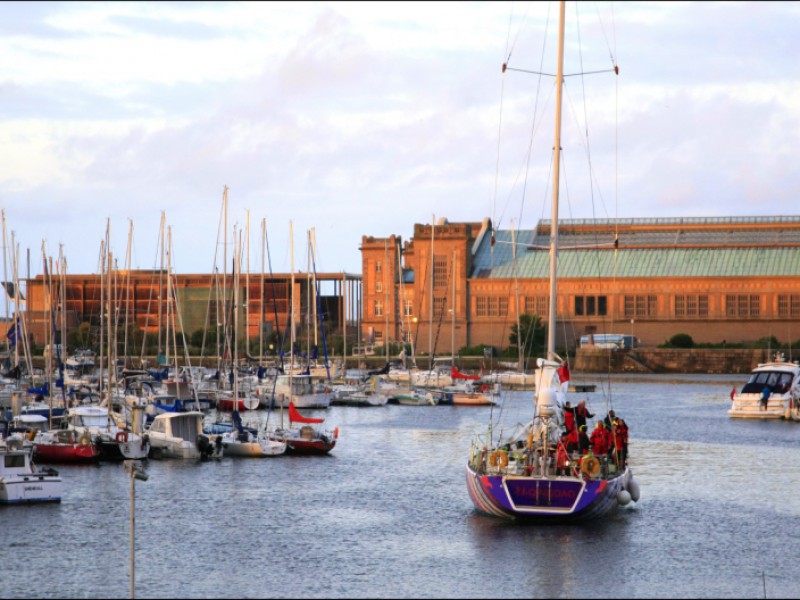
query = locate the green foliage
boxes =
[458,344,495,357]
[663,333,695,348]
[753,336,780,349]
[509,314,546,357]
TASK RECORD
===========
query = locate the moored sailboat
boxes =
[465,0,640,522]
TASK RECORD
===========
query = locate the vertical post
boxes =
[129,466,135,600]
[547,0,566,362]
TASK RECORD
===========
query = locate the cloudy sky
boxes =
[1,1,798,279]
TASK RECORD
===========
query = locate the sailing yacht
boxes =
[266,222,337,454]
[218,241,286,458]
[465,0,640,521]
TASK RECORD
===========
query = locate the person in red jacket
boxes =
[563,401,575,433]
[577,424,591,455]
[611,419,628,466]
[566,425,579,454]
[590,421,609,456]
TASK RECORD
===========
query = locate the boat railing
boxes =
[470,443,623,481]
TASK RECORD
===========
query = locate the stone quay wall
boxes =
[573,347,784,375]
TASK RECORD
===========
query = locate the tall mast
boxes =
[222,187,228,380]
[429,214,434,368]
[288,221,295,421]
[546,0,566,362]
[260,218,266,366]
[233,229,240,403]
[158,212,165,358]
[124,219,133,367]
[245,209,250,359]
[451,249,456,366]
[1,210,9,356]
[511,221,523,371]
[384,239,389,362]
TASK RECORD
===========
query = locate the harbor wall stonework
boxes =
[573,348,779,374]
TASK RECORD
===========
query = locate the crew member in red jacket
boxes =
[611,419,628,466]
[566,425,579,454]
[590,421,610,456]
[563,401,575,432]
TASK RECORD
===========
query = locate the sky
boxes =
[1,1,799,280]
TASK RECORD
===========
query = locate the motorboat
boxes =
[728,355,800,420]
[146,411,223,460]
[0,437,62,504]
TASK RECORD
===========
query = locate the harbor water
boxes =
[3,374,799,598]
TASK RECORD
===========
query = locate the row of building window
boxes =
[373,294,800,319]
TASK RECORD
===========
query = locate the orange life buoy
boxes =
[488,449,508,470]
[78,433,92,447]
[116,431,129,444]
[580,454,601,478]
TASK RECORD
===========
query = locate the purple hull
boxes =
[466,464,630,522]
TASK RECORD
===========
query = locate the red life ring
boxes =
[479,383,490,393]
[116,431,129,444]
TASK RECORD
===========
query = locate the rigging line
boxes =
[494,0,525,228]
[494,1,552,234]
[503,0,534,66]
[516,0,552,231]
[504,66,616,77]
[594,0,618,68]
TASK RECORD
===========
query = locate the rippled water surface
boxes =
[3,373,799,598]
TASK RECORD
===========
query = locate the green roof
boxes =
[473,244,800,279]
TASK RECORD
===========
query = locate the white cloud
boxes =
[2,1,800,278]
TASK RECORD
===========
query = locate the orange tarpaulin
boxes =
[288,402,324,424]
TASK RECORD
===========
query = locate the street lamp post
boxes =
[126,460,149,599]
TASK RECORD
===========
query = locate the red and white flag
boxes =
[557,361,570,391]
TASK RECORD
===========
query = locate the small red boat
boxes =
[216,391,260,412]
[270,402,337,455]
[32,429,101,464]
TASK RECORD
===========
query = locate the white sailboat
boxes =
[219,231,286,457]
[268,222,337,455]
[465,0,640,521]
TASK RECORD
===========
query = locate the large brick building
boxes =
[19,269,362,353]
[360,216,800,356]
[17,215,800,359]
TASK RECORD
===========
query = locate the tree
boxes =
[666,333,694,348]
[509,313,546,357]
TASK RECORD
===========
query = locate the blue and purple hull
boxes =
[466,464,631,522]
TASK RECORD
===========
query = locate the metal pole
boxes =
[129,467,135,600]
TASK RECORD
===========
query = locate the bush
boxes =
[753,336,780,349]
[664,333,694,348]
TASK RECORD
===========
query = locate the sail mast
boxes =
[547,0,566,362]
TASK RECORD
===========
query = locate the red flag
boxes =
[557,361,570,384]
[288,402,324,424]
[730,387,736,401]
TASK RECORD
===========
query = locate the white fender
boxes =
[617,489,632,506]
[628,477,641,502]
